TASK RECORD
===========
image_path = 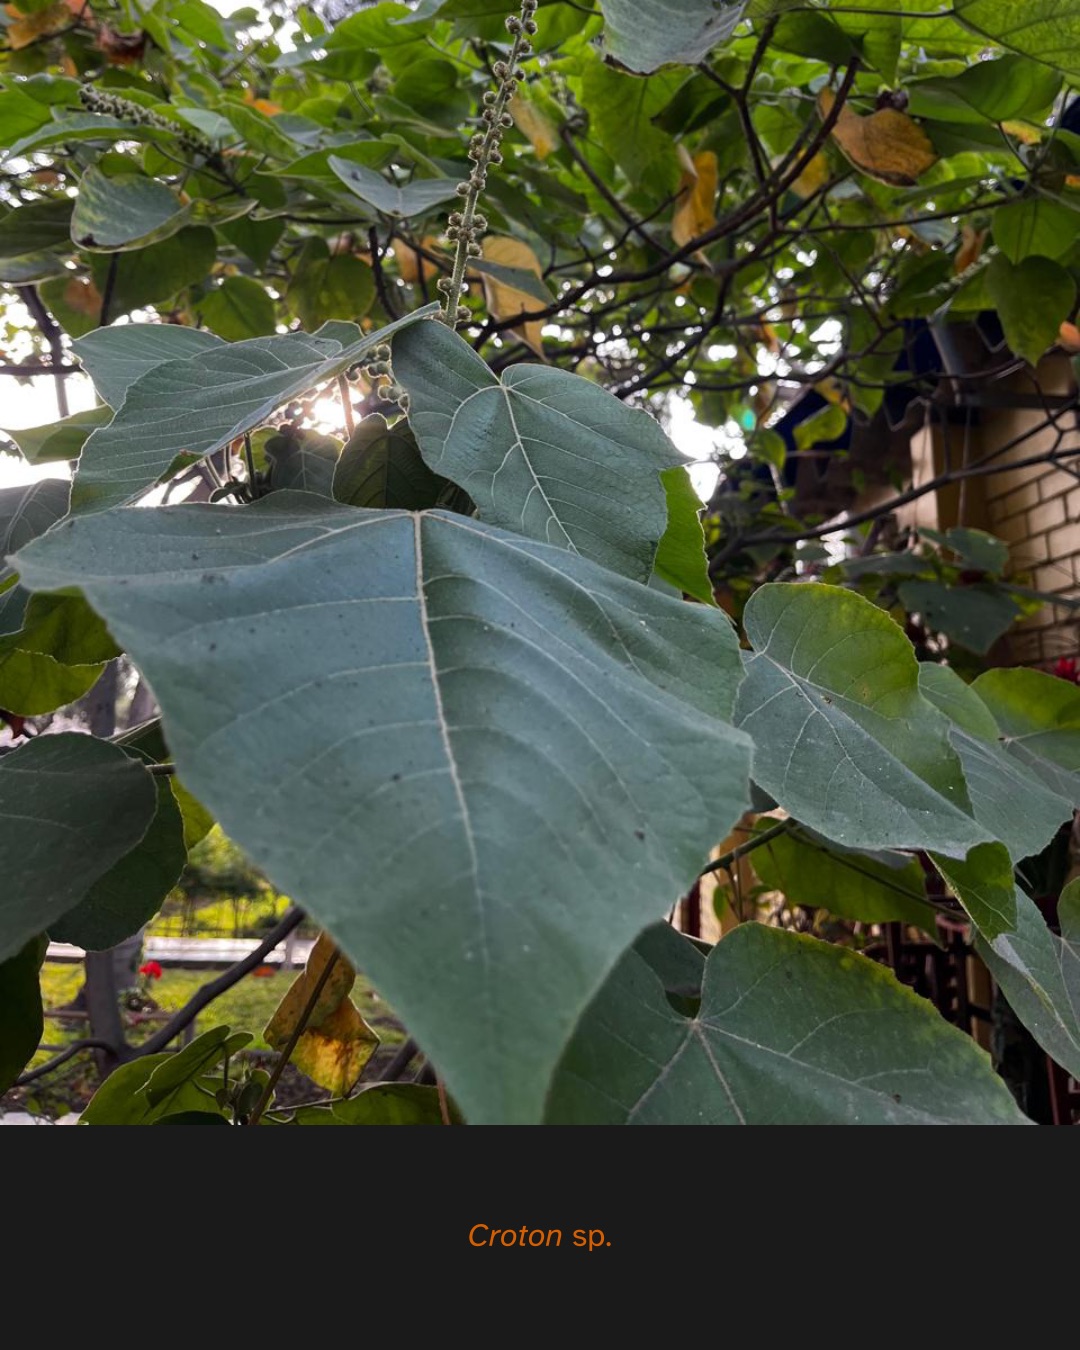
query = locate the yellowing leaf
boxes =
[243,87,284,116]
[290,999,379,1095]
[265,931,355,1044]
[480,235,546,358]
[263,931,378,1093]
[393,235,443,285]
[955,224,987,274]
[819,89,937,187]
[788,151,830,200]
[1059,320,1080,352]
[4,2,71,48]
[672,148,718,253]
[63,275,103,317]
[510,91,558,160]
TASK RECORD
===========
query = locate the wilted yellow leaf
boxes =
[510,91,558,160]
[1059,320,1080,352]
[5,2,71,49]
[243,87,284,116]
[819,89,937,187]
[264,932,379,1093]
[955,224,987,274]
[788,151,831,199]
[393,235,443,285]
[265,932,355,1044]
[672,149,718,252]
[290,1000,379,1096]
[479,235,546,358]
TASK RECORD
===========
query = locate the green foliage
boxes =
[2,0,1080,1125]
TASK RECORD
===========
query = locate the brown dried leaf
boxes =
[819,89,937,187]
[5,2,71,49]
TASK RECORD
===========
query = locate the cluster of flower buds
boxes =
[437,1,538,326]
[361,343,410,413]
[78,85,215,161]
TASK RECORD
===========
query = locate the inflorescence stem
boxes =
[437,0,539,327]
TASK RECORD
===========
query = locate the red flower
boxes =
[252,964,276,978]
[1053,657,1079,684]
[139,959,163,980]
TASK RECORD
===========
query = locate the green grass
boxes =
[17,961,406,1118]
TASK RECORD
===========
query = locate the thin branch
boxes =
[248,948,340,1124]
[15,1039,118,1087]
[135,908,305,1057]
[16,285,70,418]
[699,820,791,878]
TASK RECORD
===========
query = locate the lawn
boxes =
[13,961,405,1120]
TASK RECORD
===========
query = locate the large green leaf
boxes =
[972,667,1080,804]
[79,1053,223,1124]
[264,428,342,495]
[15,494,753,1124]
[282,1083,447,1124]
[50,776,187,951]
[597,0,745,73]
[198,276,277,342]
[734,584,989,856]
[896,578,1022,653]
[653,466,714,606]
[0,935,46,1095]
[2,406,112,465]
[986,254,1076,367]
[393,320,683,583]
[546,922,1027,1124]
[955,0,1080,78]
[751,824,937,933]
[977,879,1080,1080]
[86,226,218,316]
[0,198,74,259]
[908,55,1061,124]
[919,664,1074,862]
[73,323,223,410]
[333,414,448,510]
[0,733,157,963]
[0,478,69,575]
[288,237,375,329]
[70,167,190,252]
[327,158,460,218]
[993,196,1080,264]
[573,56,682,191]
[71,307,436,512]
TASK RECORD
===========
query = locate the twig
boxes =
[135,908,305,1057]
[338,373,356,438]
[15,1038,118,1087]
[16,285,70,418]
[699,820,791,878]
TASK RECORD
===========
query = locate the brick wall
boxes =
[898,354,1079,669]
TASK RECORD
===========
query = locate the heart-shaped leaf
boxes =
[393,319,683,582]
[15,493,753,1123]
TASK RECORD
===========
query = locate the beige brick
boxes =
[1037,471,1070,502]
[1048,520,1080,562]
[1034,562,1075,593]
[1067,486,1080,519]
[988,509,1031,544]
[1030,496,1067,532]
[987,476,1040,513]
[1011,533,1049,565]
